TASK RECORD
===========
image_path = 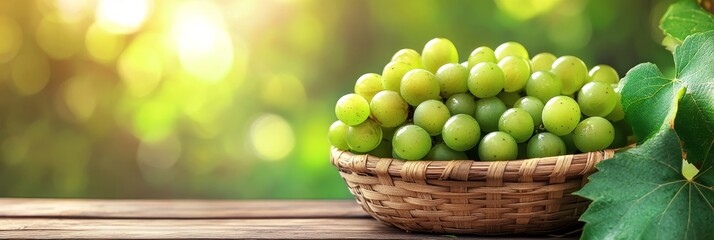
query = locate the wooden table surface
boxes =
[0,198,578,239]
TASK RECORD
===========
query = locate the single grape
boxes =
[527,132,566,158]
[354,73,383,102]
[468,62,505,98]
[525,71,561,103]
[479,131,518,161]
[335,93,370,126]
[442,114,481,151]
[498,56,531,93]
[561,132,577,154]
[542,96,581,136]
[497,90,522,108]
[605,86,625,122]
[400,69,440,106]
[513,96,544,127]
[328,120,350,150]
[573,117,615,152]
[577,82,617,117]
[414,100,451,136]
[498,108,534,143]
[475,97,507,133]
[391,48,422,68]
[531,52,556,72]
[551,56,588,95]
[494,42,529,61]
[425,142,468,160]
[588,64,619,84]
[445,93,477,116]
[468,46,497,69]
[422,38,459,73]
[435,63,469,98]
[369,90,409,128]
[393,125,432,160]
[346,119,383,153]
[382,61,414,92]
[367,140,392,158]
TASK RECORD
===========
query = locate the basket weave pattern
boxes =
[330,147,614,234]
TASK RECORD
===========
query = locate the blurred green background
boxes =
[0,0,673,199]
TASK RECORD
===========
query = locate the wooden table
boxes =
[0,198,577,239]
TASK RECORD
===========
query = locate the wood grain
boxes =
[0,199,367,219]
[0,198,576,239]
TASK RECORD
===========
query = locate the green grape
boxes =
[435,63,469,98]
[346,119,382,153]
[369,90,409,128]
[551,56,588,95]
[442,114,481,151]
[468,62,504,98]
[400,69,441,106]
[414,100,451,136]
[531,52,556,72]
[354,73,383,102]
[328,120,350,150]
[605,86,625,122]
[577,82,617,117]
[573,117,615,152]
[468,46,497,69]
[494,41,529,61]
[393,125,432,160]
[382,126,397,141]
[367,140,392,158]
[608,120,629,149]
[498,108,534,143]
[525,71,561,103]
[497,90,522,108]
[445,93,477,116]
[425,142,468,160]
[542,96,581,136]
[478,131,518,161]
[391,48,422,68]
[335,93,370,126]
[588,64,619,84]
[475,97,507,133]
[381,61,414,92]
[421,38,459,73]
[527,132,566,158]
[561,132,577,154]
[513,96,544,127]
[498,56,531,93]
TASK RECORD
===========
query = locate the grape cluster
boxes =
[329,38,631,161]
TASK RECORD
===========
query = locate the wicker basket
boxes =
[330,147,615,235]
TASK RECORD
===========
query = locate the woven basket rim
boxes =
[331,147,616,182]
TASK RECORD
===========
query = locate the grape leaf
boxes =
[576,127,714,240]
[620,30,714,167]
[660,0,714,42]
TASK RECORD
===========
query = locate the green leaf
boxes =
[621,30,714,167]
[576,127,714,240]
[660,0,714,42]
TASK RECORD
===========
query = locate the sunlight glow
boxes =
[171,1,234,82]
[250,114,295,161]
[96,0,151,34]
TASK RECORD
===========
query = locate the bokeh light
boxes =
[117,33,163,97]
[0,15,22,63]
[85,23,125,63]
[35,13,83,59]
[250,113,295,161]
[11,45,50,95]
[96,0,151,34]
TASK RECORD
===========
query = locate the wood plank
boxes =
[0,199,367,219]
[0,218,562,240]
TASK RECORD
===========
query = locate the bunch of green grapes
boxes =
[329,38,633,161]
